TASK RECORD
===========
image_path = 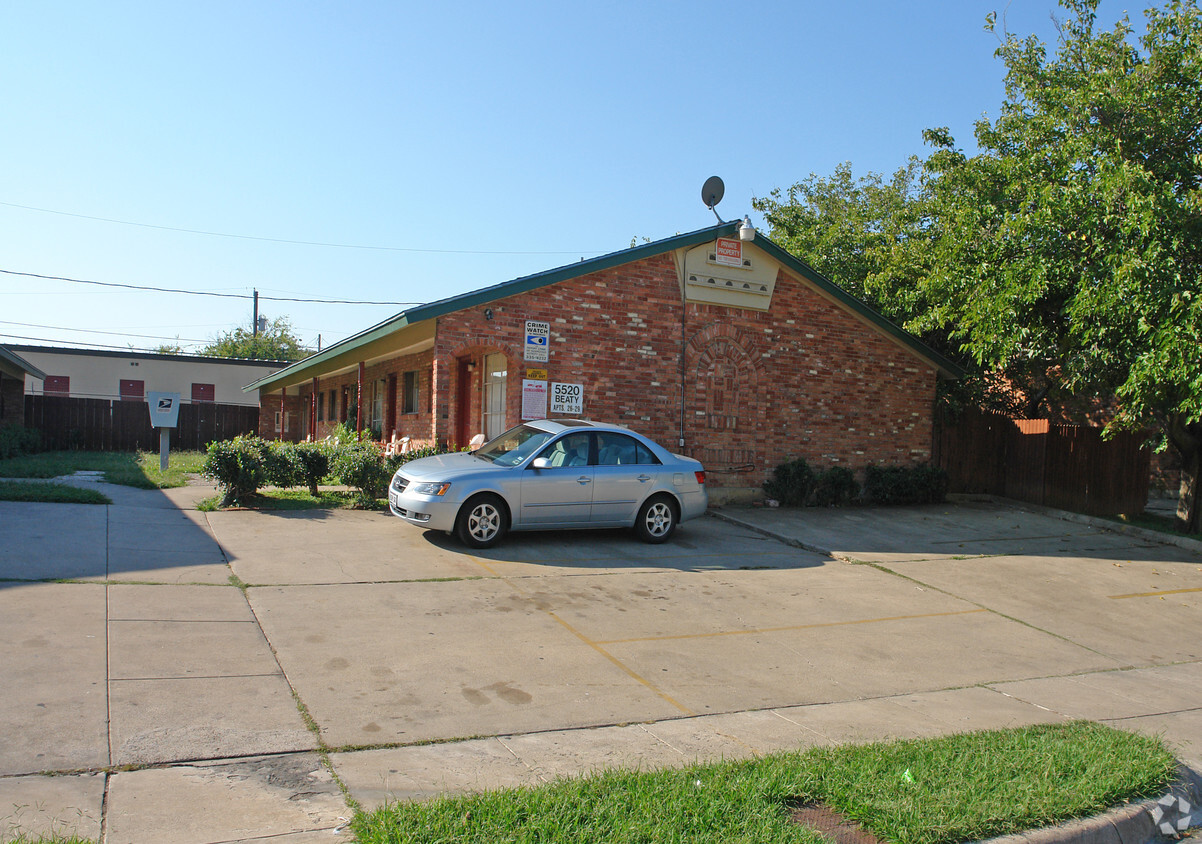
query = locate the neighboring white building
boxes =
[9,345,288,407]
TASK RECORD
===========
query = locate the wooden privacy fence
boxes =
[24,395,259,452]
[934,408,1151,516]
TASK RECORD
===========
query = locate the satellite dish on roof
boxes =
[702,176,725,222]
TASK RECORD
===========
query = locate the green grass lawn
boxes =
[0,480,112,504]
[196,489,382,512]
[353,722,1176,844]
[0,450,205,489]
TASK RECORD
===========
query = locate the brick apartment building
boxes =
[1,346,45,426]
[247,222,960,499]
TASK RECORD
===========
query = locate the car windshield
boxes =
[474,424,555,467]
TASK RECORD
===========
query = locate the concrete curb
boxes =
[946,493,1202,556]
[706,508,833,555]
[981,767,1201,844]
[706,506,1202,844]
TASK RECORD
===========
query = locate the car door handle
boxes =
[577,476,592,485]
[637,474,652,482]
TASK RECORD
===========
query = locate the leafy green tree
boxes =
[752,159,933,325]
[756,0,1202,531]
[751,159,988,411]
[918,0,1202,532]
[199,316,309,362]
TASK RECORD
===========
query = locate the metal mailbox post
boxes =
[147,392,182,470]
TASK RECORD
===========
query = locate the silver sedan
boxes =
[387,419,708,548]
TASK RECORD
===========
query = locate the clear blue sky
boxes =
[0,1,1132,355]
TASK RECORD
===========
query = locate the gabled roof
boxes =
[246,222,962,393]
[0,345,47,380]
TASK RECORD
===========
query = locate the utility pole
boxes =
[253,289,260,338]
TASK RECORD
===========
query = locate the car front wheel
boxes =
[455,494,508,549]
[635,495,677,543]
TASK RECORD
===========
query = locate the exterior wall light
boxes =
[738,216,756,242]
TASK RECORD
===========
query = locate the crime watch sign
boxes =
[524,321,550,362]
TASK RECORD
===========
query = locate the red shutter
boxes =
[119,379,145,401]
[191,383,215,403]
[43,375,70,397]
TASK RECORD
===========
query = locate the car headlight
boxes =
[411,481,451,496]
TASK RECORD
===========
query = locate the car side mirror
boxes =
[532,457,552,470]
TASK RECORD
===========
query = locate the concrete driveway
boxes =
[1,478,1200,843]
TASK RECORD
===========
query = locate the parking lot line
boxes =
[480,563,699,717]
[1109,586,1202,600]
[593,608,989,645]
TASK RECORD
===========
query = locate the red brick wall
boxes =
[1,373,24,426]
[260,250,940,493]
[258,393,306,442]
[432,252,938,491]
[295,349,437,447]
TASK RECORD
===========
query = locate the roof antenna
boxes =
[701,176,725,224]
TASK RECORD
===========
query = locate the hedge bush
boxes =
[762,458,815,506]
[332,439,391,507]
[863,463,949,505]
[813,466,860,507]
[262,440,304,489]
[385,443,461,474]
[203,434,466,509]
[292,441,333,496]
[0,424,41,461]
[202,435,269,506]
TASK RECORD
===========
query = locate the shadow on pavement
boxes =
[0,478,229,588]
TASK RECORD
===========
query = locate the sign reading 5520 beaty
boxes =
[550,382,583,414]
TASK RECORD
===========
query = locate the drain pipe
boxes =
[677,235,718,449]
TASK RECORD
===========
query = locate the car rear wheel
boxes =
[635,495,677,543]
[455,494,508,549]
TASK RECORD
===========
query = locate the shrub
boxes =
[863,463,949,505]
[0,424,41,460]
[324,421,371,446]
[262,440,304,489]
[762,458,815,506]
[385,442,462,475]
[813,466,859,507]
[202,435,269,506]
[292,441,333,496]
[332,439,390,507]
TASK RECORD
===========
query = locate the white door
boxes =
[483,353,507,439]
[370,379,385,439]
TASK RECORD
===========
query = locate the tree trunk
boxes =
[1168,417,1202,535]
[1177,444,1200,534]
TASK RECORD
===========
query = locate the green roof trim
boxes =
[245,222,961,393]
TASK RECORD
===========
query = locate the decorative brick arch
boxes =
[685,324,761,432]
[681,323,765,477]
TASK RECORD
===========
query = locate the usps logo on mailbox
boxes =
[524,320,550,362]
[147,392,182,428]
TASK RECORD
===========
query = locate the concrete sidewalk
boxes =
[1,479,1200,843]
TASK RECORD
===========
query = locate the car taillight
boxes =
[694,471,706,485]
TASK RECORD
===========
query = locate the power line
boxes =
[0,332,198,353]
[0,268,422,306]
[0,319,206,344]
[0,200,599,255]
